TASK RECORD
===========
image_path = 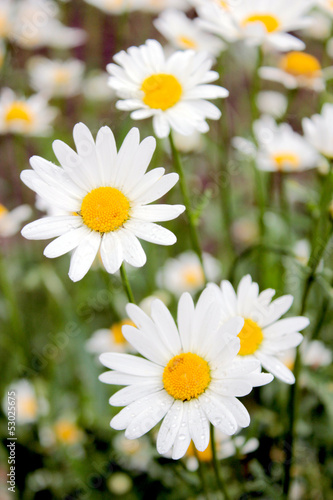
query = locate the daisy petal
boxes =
[157,400,184,455]
[68,231,100,282]
[256,352,295,384]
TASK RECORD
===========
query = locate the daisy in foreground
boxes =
[107,39,229,138]
[20,124,185,282]
[99,289,273,459]
[208,275,310,384]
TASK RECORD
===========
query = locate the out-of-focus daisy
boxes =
[53,418,84,445]
[208,275,309,384]
[196,0,313,51]
[256,91,287,119]
[107,473,132,496]
[99,289,273,459]
[233,115,320,172]
[293,239,311,266]
[0,88,57,136]
[170,130,205,154]
[301,340,332,369]
[27,57,85,98]
[107,39,229,139]
[21,124,185,282]
[259,52,325,92]
[153,9,225,56]
[83,71,115,102]
[138,290,171,315]
[303,103,333,158]
[156,251,220,297]
[302,10,331,40]
[11,0,86,49]
[0,203,32,237]
[231,218,259,248]
[86,319,135,355]
[83,0,137,14]
[2,380,44,425]
[317,0,333,17]
[185,430,259,470]
[113,433,153,471]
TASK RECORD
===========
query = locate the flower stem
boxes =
[120,264,135,304]
[283,225,333,497]
[210,424,231,500]
[193,447,210,500]
[169,132,205,271]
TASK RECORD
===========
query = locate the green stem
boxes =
[210,424,231,500]
[119,264,135,304]
[283,227,333,498]
[193,447,210,500]
[169,132,205,271]
[250,46,263,121]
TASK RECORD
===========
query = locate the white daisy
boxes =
[317,0,333,17]
[301,340,332,369]
[302,10,332,40]
[86,319,135,355]
[0,203,32,237]
[169,130,205,154]
[233,115,320,172]
[156,250,221,297]
[256,91,288,119]
[20,124,185,282]
[3,379,46,425]
[99,289,273,459]
[83,70,115,102]
[259,51,325,92]
[153,9,225,56]
[107,39,229,139]
[208,275,310,384]
[0,88,57,136]
[27,57,85,98]
[196,0,314,52]
[302,103,333,158]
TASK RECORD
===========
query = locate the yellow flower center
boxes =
[238,318,264,356]
[163,353,211,401]
[279,52,321,78]
[81,187,130,233]
[54,420,81,444]
[141,73,182,111]
[177,36,197,49]
[182,266,205,288]
[187,440,213,462]
[0,204,8,218]
[54,68,71,85]
[20,397,38,419]
[242,14,280,33]
[111,319,135,344]
[218,0,229,10]
[5,102,33,125]
[272,152,300,170]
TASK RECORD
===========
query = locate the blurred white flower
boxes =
[256,91,287,119]
[3,380,44,425]
[259,51,325,92]
[113,433,153,471]
[157,250,221,296]
[302,10,331,40]
[301,340,332,369]
[170,130,205,154]
[86,319,135,355]
[107,473,132,496]
[154,9,225,56]
[136,0,190,13]
[138,290,171,315]
[0,88,57,136]
[28,57,85,98]
[83,0,137,14]
[317,0,333,17]
[196,0,313,52]
[233,115,320,172]
[0,203,32,237]
[303,103,333,158]
[293,239,311,266]
[231,217,259,247]
[83,71,115,101]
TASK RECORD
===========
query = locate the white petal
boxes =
[131,204,185,222]
[261,295,294,327]
[150,299,182,355]
[188,400,210,452]
[122,325,170,365]
[114,128,141,188]
[172,403,192,460]
[43,226,90,258]
[99,371,151,385]
[219,396,250,428]
[118,228,147,267]
[153,113,170,139]
[157,400,184,455]
[263,317,310,337]
[125,220,177,245]
[109,381,163,406]
[132,172,179,205]
[256,352,295,384]
[200,391,238,435]
[68,231,101,282]
[263,332,303,353]
[177,292,195,352]
[100,232,123,274]
[210,379,253,397]
[99,352,162,376]
[110,391,167,430]
[124,391,173,439]
[96,126,118,186]
[21,216,81,240]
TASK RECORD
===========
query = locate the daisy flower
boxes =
[233,115,320,172]
[156,250,220,297]
[86,319,135,355]
[153,9,225,56]
[259,51,325,92]
[99,289,273,459]
[0,88,57,136]
[27,57,85,98]
[20,124,185,282]
[302,103,333,158]
[3,379,47,425]
[0,203,32,237]
[83,0,137,15]
[208,275,310,384]
[196,0,314,51]
[317,0,333,17]
[107,39,229,139]
[256,91,288,119]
